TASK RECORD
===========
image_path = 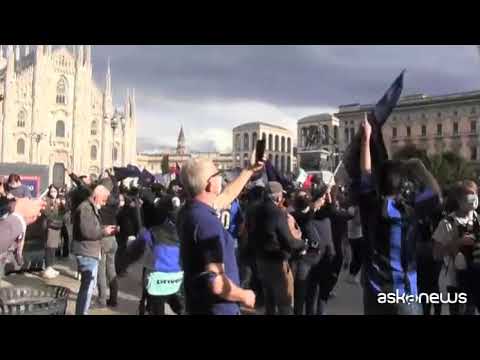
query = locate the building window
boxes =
[406,126,411,137]
[471,107,476,115]
[437,124,442,136]
[17,139,25,155]
[243,133,249,151]
[322,126,330,145]
[252,132,258,150]
[274,154,279,169]
[268,134,273,151]
[437,112,442,118]
[56,120,65,138]
[262,133,266,140]
[17,110,26,128]
[275,135,279,152]
[90,145,97,160]
[350,128,355,142]
[280,156,285,173]
[454,110,458,117]
[392,127,397,139]
[472,147,478,161]
[281,136,285,153]
[91,121,97,136]
[287,156,291,173]
[344,128,349,143]
[287,138,291,153]
[421,125,426,137]
[333,126,338,144]
[471,120,477,134]
[453,122,459,135]
[56,78,67,104]
[268,153,273,161]
[235,134,241,151]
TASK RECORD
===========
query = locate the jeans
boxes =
[305,256,333,315]
[97,236,118,304]
[256,258,294,315]
[75,256,99,315]
[348,237,364,277]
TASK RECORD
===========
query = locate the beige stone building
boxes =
[297,114,341,171]
[0,45,137,184]
[335,91,480,163]
[232,122,294,173]
[137,127,233,173]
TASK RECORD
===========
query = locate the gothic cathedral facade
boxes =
[0,45,137,184]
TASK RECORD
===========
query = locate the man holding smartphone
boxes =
[72,184,117,315]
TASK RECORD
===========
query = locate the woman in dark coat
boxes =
[42,185,66,279]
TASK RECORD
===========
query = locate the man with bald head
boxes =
[178,155,264,315]
[72,184,117,315]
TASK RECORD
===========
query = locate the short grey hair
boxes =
[180,158,214,198]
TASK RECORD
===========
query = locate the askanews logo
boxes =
[377,290,467,305]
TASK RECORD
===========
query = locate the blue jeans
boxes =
[75,256,99,315]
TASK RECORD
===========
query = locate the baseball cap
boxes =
[268,181,286,195]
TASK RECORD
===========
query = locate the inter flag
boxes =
[161,155,170,174]
[265,159,291,190]
[113,164,142,181]
[343,70,405,182]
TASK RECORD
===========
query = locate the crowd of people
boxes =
[2,115,480,316]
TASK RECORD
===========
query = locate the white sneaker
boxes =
[42,267,59,279]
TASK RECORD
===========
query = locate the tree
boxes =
[393,145,476,189]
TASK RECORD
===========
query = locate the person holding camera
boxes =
[41,185,67,279]
[433,180,480,314]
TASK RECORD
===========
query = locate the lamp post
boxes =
[31,132,47,164]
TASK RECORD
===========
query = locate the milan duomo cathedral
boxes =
[0,45,137,182]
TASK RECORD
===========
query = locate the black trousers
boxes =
[416,255,443,315]
[239,254,264,307]
[291,254,320,315]
[306,256,335,315]
[348,237,364,277]
[147,294,184,315]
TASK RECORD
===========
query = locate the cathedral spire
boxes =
[105,57,112,97]
[85,45,91,65]
[177,126,186,155]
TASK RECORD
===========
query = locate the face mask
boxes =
[460,194,478,212]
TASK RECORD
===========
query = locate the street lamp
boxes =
[110,110,125,166]
[31,132,47,164]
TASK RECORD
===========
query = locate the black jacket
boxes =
[252,199,305,261]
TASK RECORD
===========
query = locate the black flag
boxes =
[343,70,405,182]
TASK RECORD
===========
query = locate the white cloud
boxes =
[135,93,334,152]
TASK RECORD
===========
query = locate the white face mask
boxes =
[461,194,479,212]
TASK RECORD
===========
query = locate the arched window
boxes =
[322,125,330,145]
[281,136,285,153]
[275,135,279,152]
[56,120,65,138]
[56,78,67,104]
[17,110,26,128]
[262,133,266,140]
[17,139,25,155]
[274,155,279,169]
[252,132,258,150]
[280,156,285,173]
[268,134,273,151]
[243,133,249,151]
[287,138,291,153]
[90,145,97,160]
[235,134,241,151]
[113,147,118,162]
[268,153,273,161]
[91,121,97,136]
[287,156,291,173]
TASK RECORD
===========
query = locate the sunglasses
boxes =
[208,169,225,182]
